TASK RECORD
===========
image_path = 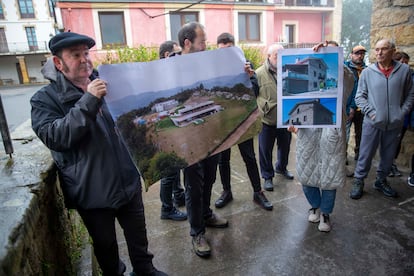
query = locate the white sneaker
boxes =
[318,213,331,232]
[308,208,320,223]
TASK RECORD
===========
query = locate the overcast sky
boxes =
[98,47,248,103]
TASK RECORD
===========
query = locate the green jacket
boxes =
[256,59,278,126]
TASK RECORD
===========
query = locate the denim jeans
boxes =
[302,185,337,214]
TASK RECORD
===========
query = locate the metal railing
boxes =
[279,0,334,7]
[0,41,49,54]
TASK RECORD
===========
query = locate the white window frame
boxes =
[282,20,299,44]
[233,10,266,47]
[164,9,204,41]
[92,9,132,50]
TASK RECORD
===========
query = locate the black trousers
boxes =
[78,192,154,275]
[218,138,261,193]
[160,171,185,213]
[184,155,219,236]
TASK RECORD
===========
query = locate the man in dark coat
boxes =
[30,32,166,276]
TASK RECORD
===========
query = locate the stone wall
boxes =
[370,0,414,66]
[370,0,414,168]
[0,123,90,275]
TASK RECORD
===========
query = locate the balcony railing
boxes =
[280,0,334,7]
[0,41,49,54]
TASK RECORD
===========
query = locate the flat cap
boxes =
[49,32,95,55]
[352,45,366,53]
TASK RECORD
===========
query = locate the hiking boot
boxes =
[350,178,364,199]
[318,213,331,232]
[215,190,233,208]
[373,177,398,197]
[205,213,228,228]
[253,191,273,211]
[192,233,211,257]
[308,208,320,223]
[409,173,414,187]
[160,207,187,221]
[346,168,354,177]
[388,164,402,177]
[264,178,274,191]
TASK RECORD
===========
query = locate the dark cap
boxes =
[49,32,95,55]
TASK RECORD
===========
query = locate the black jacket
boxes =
[31,59,141,209]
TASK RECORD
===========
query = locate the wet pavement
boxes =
[113,136,414,276]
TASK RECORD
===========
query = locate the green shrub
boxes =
[240,45,266,69]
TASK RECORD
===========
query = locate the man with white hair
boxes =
[256,44,294,192]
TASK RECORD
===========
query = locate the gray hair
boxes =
[267,44,284,55]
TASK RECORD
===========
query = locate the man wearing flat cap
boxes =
[30,32,167,275]
[344,45,367,172]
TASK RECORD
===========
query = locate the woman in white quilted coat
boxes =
[289,41,354,232]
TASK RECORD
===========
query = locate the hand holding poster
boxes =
[277,47,344,128]
[98,47,259,187]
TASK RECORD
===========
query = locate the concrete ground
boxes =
[110,136,414,276]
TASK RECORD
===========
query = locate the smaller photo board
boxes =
[277,47,343,128]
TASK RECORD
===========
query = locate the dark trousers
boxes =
[160,171,185,213]
[218,138,261,193]
[77,192,154,275]
[346,109,363,157]
[258,123,292,180]
[394,126,407,159]
[184,155,219,236]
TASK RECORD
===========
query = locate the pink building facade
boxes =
[55,0,342,53]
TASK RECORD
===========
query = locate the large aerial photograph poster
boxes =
[277,47,343,128]
[98,47,259,187]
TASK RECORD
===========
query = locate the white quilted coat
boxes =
[295,67,354,190]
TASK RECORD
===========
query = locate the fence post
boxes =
[0,94,14,158]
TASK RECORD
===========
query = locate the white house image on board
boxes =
[283,57,329,94]
[287,99,333,125]
[170,100,222,127]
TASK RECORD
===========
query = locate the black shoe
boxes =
[276,169,294,180]
[373,177,398,197]
[388,164,402,177]
[161,207,187,221]
[130,269,168,276]
[350,178,364,199]
[264,178,274,191]
[215,190,233,208]
[253,191,273,211]
[408,173,414,187]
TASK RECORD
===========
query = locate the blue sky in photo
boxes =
[282,53,339,79]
